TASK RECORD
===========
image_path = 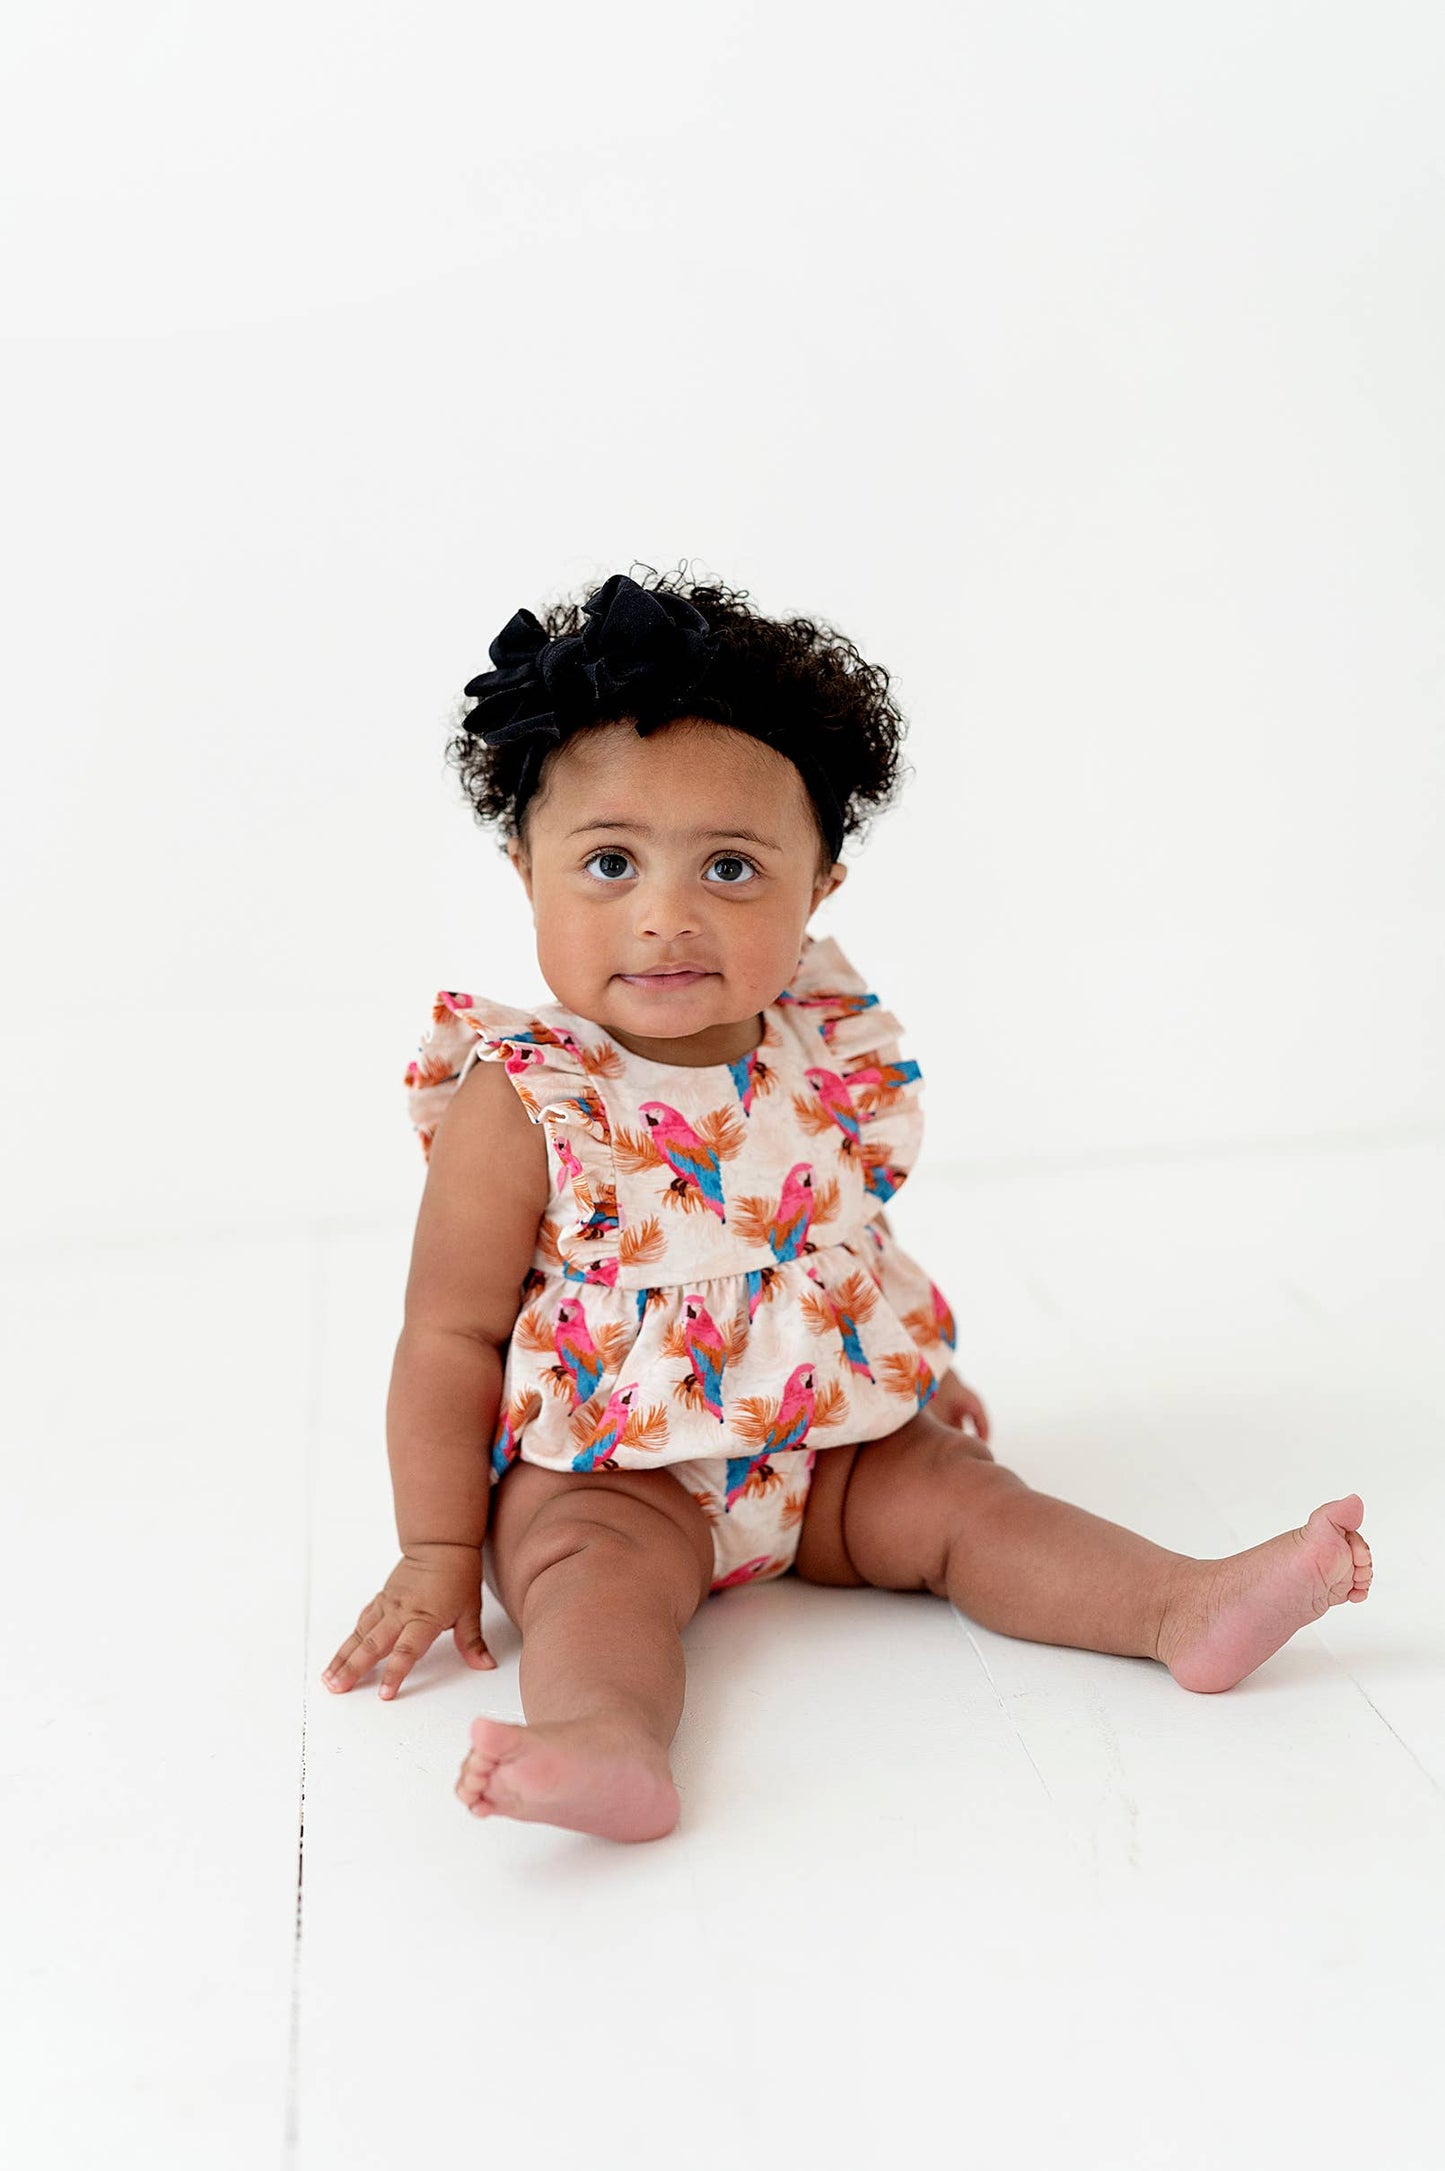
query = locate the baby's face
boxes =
[507,717,846,1065]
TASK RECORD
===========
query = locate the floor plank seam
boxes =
[1336,1662,1445,1804]
[285,1699,309,2169]
[284,1226,328,2168]
[954,1613,1058,1805]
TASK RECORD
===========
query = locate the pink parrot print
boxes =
[766,1164,817,1261]
[724,1362,817,1506]
[803,1065,863,1154]
[554,1297,605,1407]
[553,1133,585,1192]
[835,1054,921,1113]
[638,1102,730,1218]
[681,1294,729,1421]
[804,1265,876,1382]
[711,1554,780,1590]
[727,1043,775,1116]
[572,1382,637,1472]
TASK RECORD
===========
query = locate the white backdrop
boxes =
[2,1,1441,1245]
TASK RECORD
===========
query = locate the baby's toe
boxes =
[456,1751,491,1802]
[1348,1530,1373,1599]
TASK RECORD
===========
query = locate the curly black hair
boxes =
[443,559,912,876]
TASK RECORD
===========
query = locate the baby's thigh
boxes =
[795,1411,1021,1592]
[483,1460,715,1626]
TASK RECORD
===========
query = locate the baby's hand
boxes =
[932,1368,993,1453]
[322,1544,498,1700]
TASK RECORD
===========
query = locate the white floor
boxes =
[5,1136,1444,2169]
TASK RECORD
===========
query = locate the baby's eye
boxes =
[705,854,759,886]
[583,849,634,882]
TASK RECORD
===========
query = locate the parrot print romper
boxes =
[403,932,959,1595]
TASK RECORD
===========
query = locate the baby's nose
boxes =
[634,880,701,940]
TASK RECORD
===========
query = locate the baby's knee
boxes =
[495,1471,712,1621]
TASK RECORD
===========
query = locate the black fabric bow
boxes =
[460,573,719,806]
[458,571,844,860]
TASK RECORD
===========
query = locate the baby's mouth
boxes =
[618,968,713,988]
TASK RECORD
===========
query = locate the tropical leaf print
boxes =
[590,1320,635,1369]
[900,1280,957,1350]
[831,1268,882,1320]
[575,1038,627,1082]
[657,1181,732,1222]
[789,1094,846,1146]
[733,1181,807,1255]
[880,1346,937,1402]
[672,1370,721,1422]
[613,1127,670,1174]
[799,1268,879,1338]
[728,1361,821,1452]
[798,1281,836,1336]
[690,1106,748,1158]
[513,1305,559,1356]
[405,1046,457,1093]
[624,1401,671,1452]
[807,1172,843,1226]
[618,1214,667,1267]
[804,1375,849,1429]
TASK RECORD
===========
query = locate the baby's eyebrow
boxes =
[567,818,782,849]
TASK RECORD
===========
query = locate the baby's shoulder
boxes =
[406,1055,550,1345]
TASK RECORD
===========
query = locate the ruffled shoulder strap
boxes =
[403,989,615,1164]
[777,933,925,1205]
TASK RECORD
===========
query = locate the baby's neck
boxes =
[601,1011,766,1068]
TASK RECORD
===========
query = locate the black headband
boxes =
[456,572,846,864]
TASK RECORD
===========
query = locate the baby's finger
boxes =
[323,1614,398,1693]
[454,1607,498,1672]
[1346,1527,1373,1599]
[378,1620,441,1701]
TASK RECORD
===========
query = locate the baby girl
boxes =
[322,565,1372,1843]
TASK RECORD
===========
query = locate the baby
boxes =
[322,565,1372,1843]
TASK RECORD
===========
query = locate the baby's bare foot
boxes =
[455,1714,681,1842]
[1158,1494,1372,1693]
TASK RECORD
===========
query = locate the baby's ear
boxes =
[506,836,534,902]
[814,859,847,907]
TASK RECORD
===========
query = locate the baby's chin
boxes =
[557,970,731,1026]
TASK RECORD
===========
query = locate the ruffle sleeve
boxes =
[403,991,624,1277]
[780,932,925,1206]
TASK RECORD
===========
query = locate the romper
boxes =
[403,932,959,1595]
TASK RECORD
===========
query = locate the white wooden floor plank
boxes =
[955,1140,1445,1787]
[15,1141,1437,2168]
[1,1237,316,2171]
[295,1166,1445,2168]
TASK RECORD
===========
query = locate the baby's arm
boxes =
[322,1058,550,1698]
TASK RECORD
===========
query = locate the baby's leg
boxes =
[796,1412,1371,1692]
[455,1463,713,1842]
